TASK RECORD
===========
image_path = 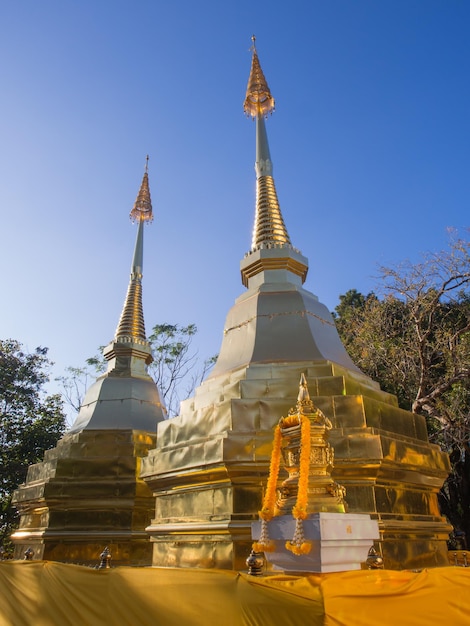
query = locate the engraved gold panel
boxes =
[332,395,366,429]
[316,376,346,397]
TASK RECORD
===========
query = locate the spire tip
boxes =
[244,38,275,118]
[130,158,153,223]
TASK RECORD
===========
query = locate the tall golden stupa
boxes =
[11,161,167,565]
[142,41,451,570]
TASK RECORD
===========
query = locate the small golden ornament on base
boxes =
[246,550,265,576]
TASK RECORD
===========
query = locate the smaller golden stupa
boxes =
[11,159,166,565]
[275,373,347,517]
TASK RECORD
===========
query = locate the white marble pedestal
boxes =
[252,512,380,573]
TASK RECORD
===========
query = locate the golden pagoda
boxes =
[141,41,451,571]
[11,160,167,565]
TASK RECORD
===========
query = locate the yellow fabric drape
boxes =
[0,561,469,626]
[319,567,470,626]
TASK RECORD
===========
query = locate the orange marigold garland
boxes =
[285,414,312,555]
[252,424,282,553]
[254,413,314,556]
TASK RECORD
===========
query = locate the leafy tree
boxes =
[58,323,217,419]
[0,340,66,553]
[334,232,470,543]
[56,365,95,415]
[148,323,216,416]
[334,290,419,408]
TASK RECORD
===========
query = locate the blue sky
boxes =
[1,1,469,405]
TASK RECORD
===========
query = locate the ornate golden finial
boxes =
[244,38,275,118]
[130,157,153,223]
[296,373,314,413]
[97,546,112,569]
[246,549,264,575]
[366,546,384,569]
[23,547,34,561]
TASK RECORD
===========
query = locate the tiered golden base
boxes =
[12,429,156,566]
[142,361,451,570]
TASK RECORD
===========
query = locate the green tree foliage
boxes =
[58,323,217,419]
[0,340,66,552]
[334,233,470,544]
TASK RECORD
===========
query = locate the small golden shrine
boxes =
[274,373,346,519]
[254,373,347,554]
[252,375,379,572]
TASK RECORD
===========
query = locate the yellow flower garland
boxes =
[292,414,311,521]
[259,424,282,522]
[252,424,282,553]
[253,413,313,556]
[286,414,312,555]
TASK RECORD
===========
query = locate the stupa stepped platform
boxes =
[12,429,156,566]
[152,362,431,455]
[181,362,398,411]
[14,430,154,496]
[189,361,388,398]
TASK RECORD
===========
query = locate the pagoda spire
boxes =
[66,157,166,434]
[244,36,291,249]
[241,37,308,288]
[115,156,153,344]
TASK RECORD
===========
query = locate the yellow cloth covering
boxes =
[0,562,469,626]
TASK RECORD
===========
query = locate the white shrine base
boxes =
[252,512,380,573]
